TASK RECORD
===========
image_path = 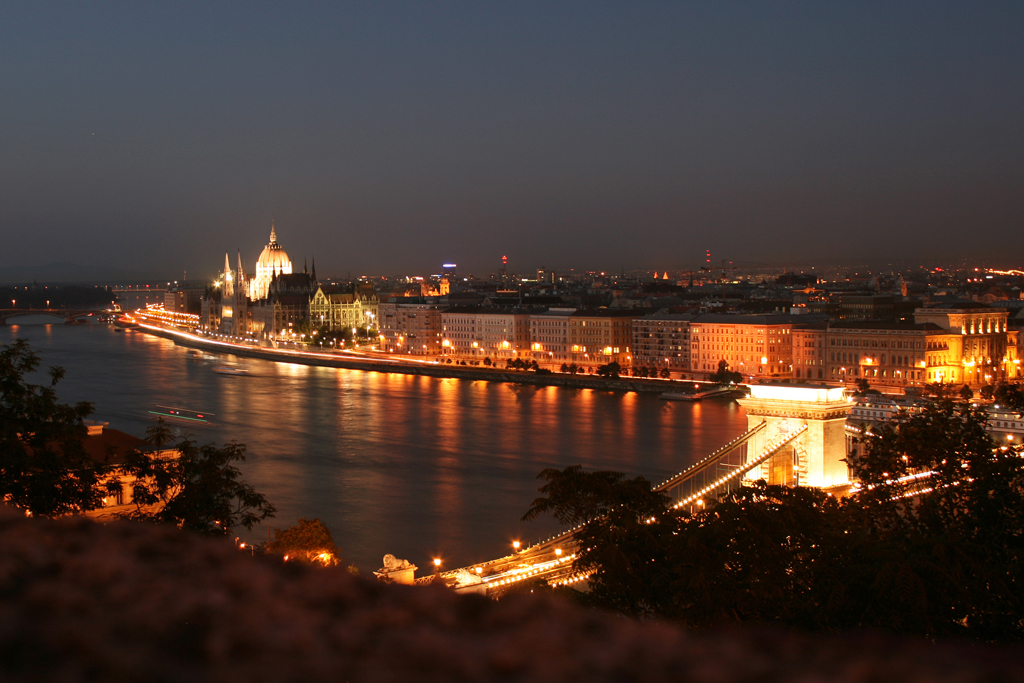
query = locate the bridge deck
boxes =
[445,421,799,595]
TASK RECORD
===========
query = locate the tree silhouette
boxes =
[117,420,275,535]
[0,339,111,516]
[267,517,344,566]
[709,359,742,384]
[524,399,1024,641]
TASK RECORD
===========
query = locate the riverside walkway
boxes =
[132,315,700,395]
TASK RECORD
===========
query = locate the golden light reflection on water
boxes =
[7,324,750,572]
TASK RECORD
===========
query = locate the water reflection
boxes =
[5,324,748,571]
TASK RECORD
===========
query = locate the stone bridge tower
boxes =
[736,385,853,489]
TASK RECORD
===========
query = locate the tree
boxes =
[660,367,671,379]
[994,383,1024,411]
[980,384,996,400]
[524,399,1024,641]
[267,517,344,567]
[0,339,112,517]
[293,317,313,338]
[483,357,492,367]
[846,398,1024,640]
[523,465,668,528]
[117,420,275,535]
[708,359,742,384]
[854,377,870,393]
[960,385,975,401]
[596,361,621,378]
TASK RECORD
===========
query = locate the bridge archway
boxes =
[4,313,67,326]
[736,384,853,488]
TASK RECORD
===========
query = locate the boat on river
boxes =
[148,405,214,424]
[213,365,250,376]
[661,385,741,402]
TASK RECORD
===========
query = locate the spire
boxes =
[224,253,231,279]
[237,250,245,280]
[303,258,308,274]
[311,257,317,282]
[269,221,277,244]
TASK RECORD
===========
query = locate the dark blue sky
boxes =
[1,1,1021,279]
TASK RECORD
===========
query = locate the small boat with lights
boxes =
[661,392,701,402]
[148,406,214,424]
[213,365,250,376]
[661,385,739,402]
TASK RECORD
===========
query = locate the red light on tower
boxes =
[502,255,507,265]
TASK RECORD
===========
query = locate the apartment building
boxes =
[378,301,444,355]
[441,307,531,360]
[689,314,797,381]
[528,308,576,364]
[568,310,640,369]
[631,313,693,373]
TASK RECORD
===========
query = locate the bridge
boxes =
[0,309,112,325]
[419,383,855,596]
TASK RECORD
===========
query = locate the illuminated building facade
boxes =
[249,270,317,341]
[824,322,951,390]
[689,314,796,381]
[631,313,693,373]
[528,309,576,364]
[792,324,827,381]
[441,307,530,360]
[914,304,1013,385]
[568,310,639,369]
[310,282,379,334]
[378,302,444,355]
[201,224,302,341]
[201,252,250,337]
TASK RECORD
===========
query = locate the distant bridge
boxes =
[440,420,812,596]
[0,309,110,325]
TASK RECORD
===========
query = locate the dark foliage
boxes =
[0,339,111,516]
[117,420,275,535]
[994,383,1024,412]
[266,517,344,566]
[709,359,743,384]
[524,400,1024,641]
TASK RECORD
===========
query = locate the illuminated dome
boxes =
[256,225,291,271]
[250,224,292,300]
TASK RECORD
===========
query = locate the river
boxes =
[4,320,749,572]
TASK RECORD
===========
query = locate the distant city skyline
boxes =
[2,2,1021,279]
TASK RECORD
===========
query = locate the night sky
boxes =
[2,1,1022,279]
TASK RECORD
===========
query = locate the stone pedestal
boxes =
[374,554,418,585]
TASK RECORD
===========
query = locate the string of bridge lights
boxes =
[478,430,811,588]
[672,425,808,510]
[653,421,767,491]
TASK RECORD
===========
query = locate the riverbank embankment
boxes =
[136,324,690,395]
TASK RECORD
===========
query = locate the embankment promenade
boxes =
[136,324,690,395]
